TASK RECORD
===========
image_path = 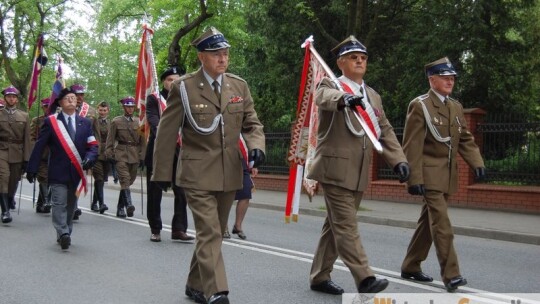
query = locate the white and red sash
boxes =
[49,114,96,197]
[238,134,251,169]
[79,102,89,117]
[340,81,381,139]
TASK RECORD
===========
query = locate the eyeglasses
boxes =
[347,54,368,61]
[62,96,77,101]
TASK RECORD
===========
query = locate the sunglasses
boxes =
[347,54,368,61]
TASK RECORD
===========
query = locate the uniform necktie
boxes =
[213,80,221,100]
[67,116,75,140]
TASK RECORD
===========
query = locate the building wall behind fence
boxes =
[255,109,540,213]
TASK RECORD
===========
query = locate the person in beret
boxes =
[26,88,98,250]
[90,101,112,214]
[152,26,265,304]
[105,97,145,218]
[145,65,194,243]
[400,57,485,292]
[69,83,98,220]
[307,36,409,295]
[30,97,53,213]
[0,85,32,223]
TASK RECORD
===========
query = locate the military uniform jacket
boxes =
[403,89,484,194]
[0,107,31,163]
[307,77,406,191]
[105,116,146,164]
[152,68,265,192]
[30,115,49,161]
[96,117,110,161]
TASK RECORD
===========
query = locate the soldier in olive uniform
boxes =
[70,83,98,220]
[307,36,410,295]
[106,97,145,218]
[0,86,32,223]
[30,97,53,213]
[152,27,265,304]
[400,57,485,292]
[90,101,111,214]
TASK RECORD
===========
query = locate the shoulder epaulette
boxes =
[225,73,247,83]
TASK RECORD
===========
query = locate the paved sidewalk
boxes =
[104,176,540,245]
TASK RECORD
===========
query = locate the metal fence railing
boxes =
[262,115,540,186]
[477,114,540,185]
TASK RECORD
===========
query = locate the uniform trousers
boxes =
[310,183,374,287]
[0,160,22,194]
[116,161,138,190]
[37,160,48,184]
[92,159,110,182]
[146,165,188,233]
[184,188,235,298]
[49,183,78,239]
[401,190,460,284]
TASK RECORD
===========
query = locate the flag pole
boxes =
[302,37,383,153]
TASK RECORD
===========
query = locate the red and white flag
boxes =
[285,37,327,223]
[135,24,159,140]
[28,33,48,109]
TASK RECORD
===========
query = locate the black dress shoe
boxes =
[310,280,344,295]
[401,271,433,282]
[445,276,467,292]
[358,277,389,293]
[232,225,247,240]
[185,285,206,304]
[99,204,108,214]
[73,208,82,220]
[59,234,71,250]
[91,203,99,212]
[207,293,229,304]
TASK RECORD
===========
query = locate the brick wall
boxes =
[254,108,540,214]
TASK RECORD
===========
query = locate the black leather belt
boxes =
[0,137,23,144]
[117,140,139,146]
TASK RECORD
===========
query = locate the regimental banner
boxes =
[135,24,159,141]
[285,36,327,222]
[28,33,48,109]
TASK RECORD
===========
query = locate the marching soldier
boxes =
[152,27,265,304]
[70,83,98,220]
[30,97,53,213]
[0,85,31,223]
[90,101,111,213]
[307,36,409,295]
[106,97,145,218]
[400,57,485,292]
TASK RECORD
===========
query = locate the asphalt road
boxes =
[0,182,539,304]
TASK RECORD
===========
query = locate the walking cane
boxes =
[140,167,144,215]
[32,178,36,209]
[89,171,93,206]
[17,178,23,215]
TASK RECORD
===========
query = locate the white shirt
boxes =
[62,112,76,132]
[203,70,223,93]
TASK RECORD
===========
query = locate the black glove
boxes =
[250,149,265,168]
[82,158,95,170]
[139,160,145,169]
[26,172,36,184]
[474,167,486,181]
[394,162,410,183]
[343,93,365,110]
[155,181,171,192]
[408,184,425,196]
